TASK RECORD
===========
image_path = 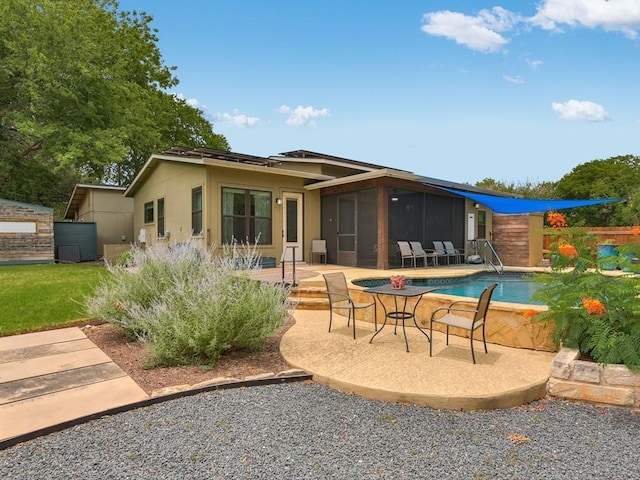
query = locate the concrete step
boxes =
[289,286,329,310]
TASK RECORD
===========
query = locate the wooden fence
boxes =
[543,227,638,250]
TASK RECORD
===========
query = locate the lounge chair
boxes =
[323,272,377,339]
[443,241,464,264]
[409,241,436,267]
[432,241,452,266]
[429,283,497,364]
[397,241,416,268]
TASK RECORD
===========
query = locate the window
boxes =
[144,201,154,224]
[157,198,165,237]
[222,187,272,244]
[477,210,487,239]
[192,187,203,235]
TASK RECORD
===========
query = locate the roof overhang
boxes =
[125,153,334,197]
[304,168,419,190]
[64,184,126,219]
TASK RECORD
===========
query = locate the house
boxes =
[63,184,134,261]
[123,147,533,269]
[0,198,54,265]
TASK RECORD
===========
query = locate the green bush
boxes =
[85,240,293,367]
[532,218,640,370]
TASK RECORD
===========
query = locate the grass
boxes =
[0,263,106,336]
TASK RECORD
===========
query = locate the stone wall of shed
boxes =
[0,201,54,264]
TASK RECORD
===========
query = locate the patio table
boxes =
[364,284,437,352]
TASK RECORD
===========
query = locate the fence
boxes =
[543,227,637,251]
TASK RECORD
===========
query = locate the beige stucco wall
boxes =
[76,189,134,256]
[132,161,321,263]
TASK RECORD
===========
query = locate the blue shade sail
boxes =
[438,188,622,214]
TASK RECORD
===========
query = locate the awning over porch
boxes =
[437,187,622,215]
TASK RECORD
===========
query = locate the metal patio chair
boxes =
[429,283,497,364]
[443,241,464,264]
[432,241,453,266]
[397,241,417,268]
[409,241,436,267]
[323,272,377,339]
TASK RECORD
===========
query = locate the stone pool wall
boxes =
[351,290,556,352]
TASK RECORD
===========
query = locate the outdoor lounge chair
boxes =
[397,241,417,268]
[429,283,497,364]
[310,239,327,265]
[409,241,436,267]
[432,241,453,266]
[323,272,377,339]
[443,241,464,264]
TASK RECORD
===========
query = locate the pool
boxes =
[353,272,543,305]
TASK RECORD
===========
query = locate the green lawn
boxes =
[0,263,107,337]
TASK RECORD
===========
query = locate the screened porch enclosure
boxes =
[321,186,466,268]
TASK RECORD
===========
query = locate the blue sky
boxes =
[118,0,640,184]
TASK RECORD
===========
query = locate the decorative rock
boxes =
[550,348,579,379]
[275,369,307,377]
[604,365,640,387]
[150,384,192,397]
[572,360,601,383]
[191,377,240,389]
[244,373,275,381]
[547,378,634,407]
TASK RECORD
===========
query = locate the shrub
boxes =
[532,214,640,370]
[85,240,293,367]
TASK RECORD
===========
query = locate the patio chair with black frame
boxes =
[323,272,377,339]
[429,283,497,364]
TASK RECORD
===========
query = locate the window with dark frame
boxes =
[477,210,487,239]
[222,187,272,244]
[157,198,165,237]
[144,201,154,224]
[192,187,203,235]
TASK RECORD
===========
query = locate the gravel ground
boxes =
[2,382,639,479]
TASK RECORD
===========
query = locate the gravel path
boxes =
[2,382,639,479]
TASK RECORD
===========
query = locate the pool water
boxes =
[354,273,543,305]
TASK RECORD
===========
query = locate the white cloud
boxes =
[421,7,520,53]
[503,75,525,84]
[278,105,330,127]
[174,93,205,110]
[527,59,543,70]
[531,0,640,38]
[551,99,610,121]
[215,109,260,128]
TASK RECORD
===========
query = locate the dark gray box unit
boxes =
[54,221,98,262]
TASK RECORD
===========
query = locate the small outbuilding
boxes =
[0,198,55,265]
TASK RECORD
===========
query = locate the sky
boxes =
[117,0,640,185]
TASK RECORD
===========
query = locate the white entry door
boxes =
[282,192,303,262]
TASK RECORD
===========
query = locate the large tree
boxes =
[554,155,640,226]
[0,0,227,209]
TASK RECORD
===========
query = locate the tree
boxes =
[554,155,640,226]
[475,178,557,199]
[0,0,227,210]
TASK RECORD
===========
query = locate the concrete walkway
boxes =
[0,327,148,443]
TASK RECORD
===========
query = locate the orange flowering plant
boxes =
[533,216,640,369]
